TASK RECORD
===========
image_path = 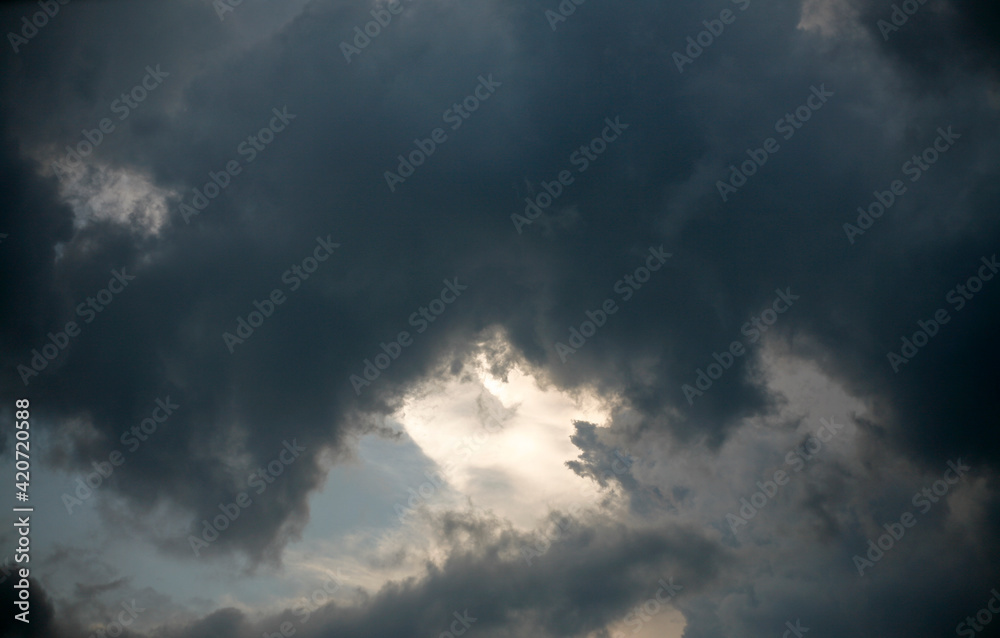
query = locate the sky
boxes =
[0,0,999,637]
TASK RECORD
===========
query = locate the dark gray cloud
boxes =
[1,0,999,635]
[9,510,730,638]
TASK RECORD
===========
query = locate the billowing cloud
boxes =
[1,0,998,636]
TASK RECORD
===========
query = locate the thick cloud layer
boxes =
[1,0,999,636]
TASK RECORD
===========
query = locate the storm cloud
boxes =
[1,0,999,636]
